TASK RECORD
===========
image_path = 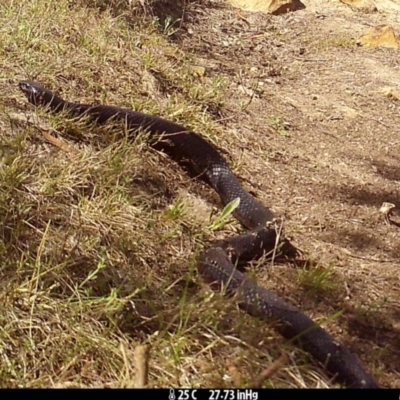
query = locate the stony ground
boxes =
[0,0,399,389]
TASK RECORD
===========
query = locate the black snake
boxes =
[18,80,379,388]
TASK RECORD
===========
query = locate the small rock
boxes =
[340,0,377,12]
[339,105,360,119]
[380,202,396,225]
[379,87,400,100]
[227,0,295,15]
[189,65,206,77]
[375,0,400,13]
[357,25,399,49]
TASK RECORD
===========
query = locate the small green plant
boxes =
[316,35,354,50]
[271,116,290,137]
[166,200,186,220]
[79,252,108,290]
[161,15,181,37]
[298,260,339,295]
[208,197,240,231]
[357,296,390,318]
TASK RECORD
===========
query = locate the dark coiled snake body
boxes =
[18,80,379,388]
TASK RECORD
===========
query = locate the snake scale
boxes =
[18,80,379,388]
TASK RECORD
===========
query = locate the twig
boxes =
[8,112,78,156]
[251,353,288,388]
[134,344,150,388]
[236,10,251,28]
[41,129,78,156]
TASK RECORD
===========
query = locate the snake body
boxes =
[18,80,379,388]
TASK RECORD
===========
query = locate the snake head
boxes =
[18,80,55,107]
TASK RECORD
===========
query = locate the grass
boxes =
[314,35,356,51]
[298,260,339,296]
[0,0,388,389]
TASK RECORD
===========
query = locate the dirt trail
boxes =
[159,0,400,386]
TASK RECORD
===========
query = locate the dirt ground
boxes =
[1,0,400,389]
[149,0,400,387]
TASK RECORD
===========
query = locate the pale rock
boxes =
[357,25,399,49]
[339,0,377,11]
[374,0,400,13]
[379,87,400,100]
[189,65,206,77]
[341,106,360,119]
[227,0,295,15]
